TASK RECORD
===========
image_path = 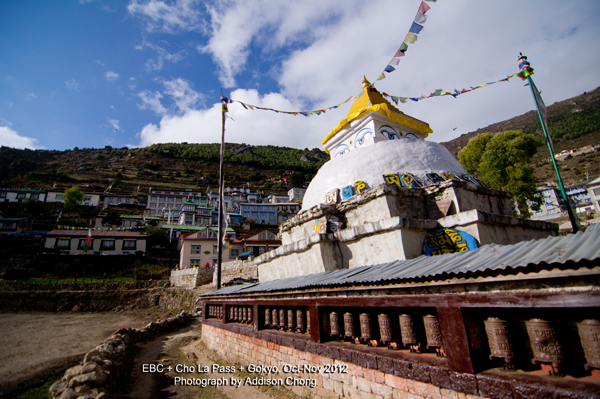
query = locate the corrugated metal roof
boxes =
[199,230,600,297]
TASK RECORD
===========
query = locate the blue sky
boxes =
[1,0,599,151]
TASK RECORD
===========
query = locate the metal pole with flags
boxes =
[216,92,228,289]
[84,219,92,254]
[518,53,580,232]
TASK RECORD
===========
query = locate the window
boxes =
[108,198,114,204]
[2,222,17,230]
[17,193,26,199]
[191,244,201,254]
[213,244,218,254]
[122,240,137,250]
[190,258,202,266]
[168,197,174,202]
[55,238,70,249]
[0,192,6,198]
[594,188,600,196]
[100,240,115,250]
[84,196,92,202]
[258,247,266,254]
[212,258,217,266]
[55,194,63,201]
[231,248,239,257]
[30,193,39,200]
[77,239,93,250]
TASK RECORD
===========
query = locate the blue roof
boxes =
[200,230,600,297]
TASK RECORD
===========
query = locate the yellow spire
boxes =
[322,78,433,146]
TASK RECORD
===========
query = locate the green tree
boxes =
[63,187,84,210]
[458,130,539,217]
[103,211,122,227]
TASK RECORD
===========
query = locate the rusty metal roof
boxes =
[199,230,600,297]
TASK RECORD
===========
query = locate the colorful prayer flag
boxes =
[418,1,431,13]
[409,22,424,34]
[389,58,400,66]
[394,50,406,57]
[384,65,396,73]
[404,32,418,43]
[399,42,409,52]
[376,72,386,81]
[414,11,428,24]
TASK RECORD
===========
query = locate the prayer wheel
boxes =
[279,309,287,329]
[264,308,271,327]
[246,307,253,323]
[360,313,374,341]
[229,307,234,321]
[344,312,357,340]
[234,307,239,322]
[271,309,279,327]
[296,309,305,333]
[423,315,443,348]
[378,313,393,343]
[577,319,600,371]
[525,319,564,369]
[484,317,515,364]
[399,314,418,346]
[330,312,340,337]
[307,310,310,333]
[242,307,247,323]
[288,309,296,331]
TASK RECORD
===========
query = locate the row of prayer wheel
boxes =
[207,305,223,320]
[228,306,253,324]
[484,317,600,373]
[328,311,444,355]
[263,308,310,334]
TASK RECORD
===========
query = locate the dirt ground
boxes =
[0,310,171,391]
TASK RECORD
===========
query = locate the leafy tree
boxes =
[146,226,168,247]
[20,198,45,219]
[289,172,305,187]
[63,187,84,210]
[458,130,539,217]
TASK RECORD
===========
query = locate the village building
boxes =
[288,186,306,203]
[0,217,28,235]
[44,229,147,255]
[102,193,139,207]
[197,79,599,398]
[0,188,47,202]
[177,226,241,269]
[46,190,101,207]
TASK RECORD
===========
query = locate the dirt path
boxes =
[0,311,171,390]
[119,319,292,399]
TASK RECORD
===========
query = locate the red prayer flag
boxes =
[419,1,431,14]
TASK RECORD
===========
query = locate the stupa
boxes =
[256,78,557,281]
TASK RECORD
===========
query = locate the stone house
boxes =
[177,227,243,269]
[44,229,147,255]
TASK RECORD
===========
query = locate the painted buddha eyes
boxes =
[333,144,350,158]
[379,124,402,140]
[354,128,373,148]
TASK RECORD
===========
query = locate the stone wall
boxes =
[49,312,194,399]
[213,259,257,286]
[0,280,197,313]
[170,267,214,288]
[202,322,484,399]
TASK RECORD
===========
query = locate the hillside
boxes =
[0,143,328,196]
[441,87,600,186]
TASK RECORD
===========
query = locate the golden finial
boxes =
[362,76,371,89]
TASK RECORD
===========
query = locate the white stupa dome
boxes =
[302,139,467,210]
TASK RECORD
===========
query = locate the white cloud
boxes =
[108,119,121,131]
[135,0,600,150]
[163,78,204,112]
[0,126,45,149]
[25,92,37,99]
[127,0,203,33]
[105,71,120,81]
[138,88,341,148]
[135,41,187,71]
[128,77,137,90]
[65,78,80,91]
[138,90,167,115]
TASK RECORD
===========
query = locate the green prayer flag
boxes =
[399,42,409,52]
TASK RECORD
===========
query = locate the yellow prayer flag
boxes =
[376,72,386,81]
[404,32,418,44]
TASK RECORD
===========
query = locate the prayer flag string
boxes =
[229,72,519,115]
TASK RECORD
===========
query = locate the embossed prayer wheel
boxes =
[484,318,515,363]
[229,307,234,321]
[246,307,253,323]
[306,310,310,333]
[264,308,271,327]
[271,309,279,327]
[399,314,418,346]
[288,309,296,331]
[378,313,393,343]
[344,312,357,340]
[279,309,287,329]
[242,307,247,323]
[296,309,305,333]
[577,319,600,371]
[525,319,564,366]
[330,312,340,337]
[218,307,222,319]
[423,315,443,348]
[360,313,374,341]
[234,307,239,322]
